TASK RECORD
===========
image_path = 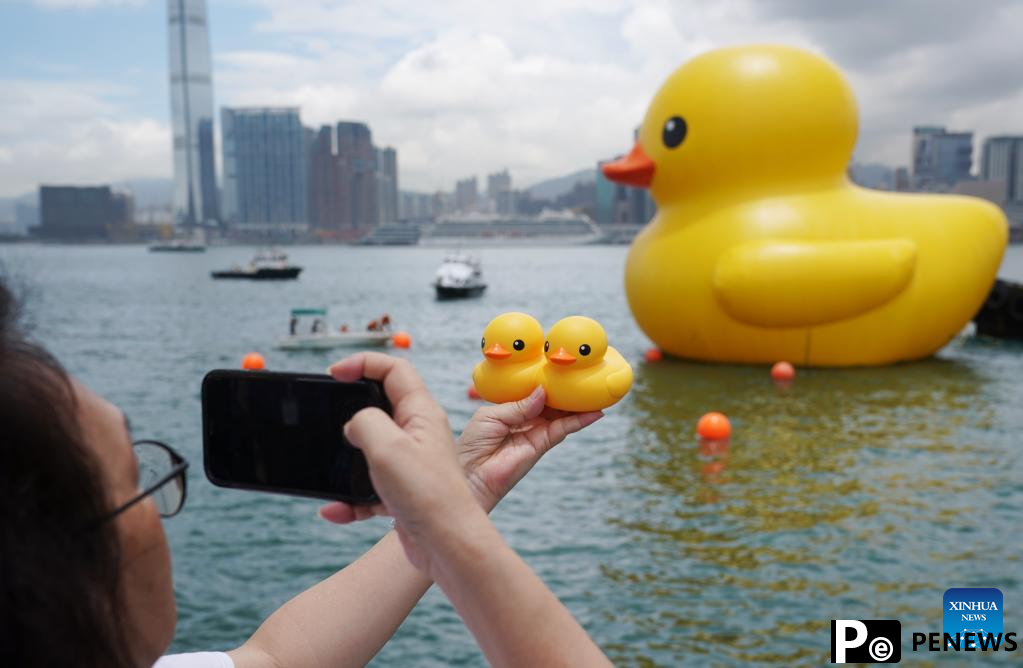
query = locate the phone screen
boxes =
[201,370,385,503]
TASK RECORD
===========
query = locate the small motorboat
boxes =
[150,229,207,252]
[275,309,393,350]
[149,239,206,253]
[434,253,486,300]
[212,248,302,280]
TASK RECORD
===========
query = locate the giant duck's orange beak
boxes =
[485,343,512,360]
[602,142,655,188]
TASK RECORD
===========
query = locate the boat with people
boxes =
[434,253,487,300]
[211,248,302,280]
[275,308,394,350]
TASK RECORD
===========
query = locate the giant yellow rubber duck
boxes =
[472,312,545,403]
[603,45,1007,366]
[542,316,633,412]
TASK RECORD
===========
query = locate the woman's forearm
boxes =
[230,530,431,668]
[428,512,612,668]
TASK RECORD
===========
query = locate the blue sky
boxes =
[1,0,1022,199]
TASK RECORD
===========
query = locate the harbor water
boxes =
[2,244,1021,666]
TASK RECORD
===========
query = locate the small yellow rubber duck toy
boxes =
[603,44,1007,366]
[541,316,633,412]
[472,312,545,403]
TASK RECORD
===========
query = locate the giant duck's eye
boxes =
[544,341,549,352]
[579,344,591,356]
[513,339,525,351]
[662,116,687,149]
[481,337,486,349]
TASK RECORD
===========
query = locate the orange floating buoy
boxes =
[467,384,481,400]
[771,361,795,382]
[644,347,663,362]
[241,352,266,370]
[696,412,731,440]
[392,331,412,349]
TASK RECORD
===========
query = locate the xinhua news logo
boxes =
[943,588,1002,649]
[831,620,901,663]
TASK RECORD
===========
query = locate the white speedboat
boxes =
[434,254,486,300]
[275,308,393,350]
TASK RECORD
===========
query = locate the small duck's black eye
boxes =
[481,337,486,349]
[662,116,687,149]
[579,344,591,356]
[513,339,525,351]
[544,341,549,352]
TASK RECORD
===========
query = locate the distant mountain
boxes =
[114,177,174,208]
[526,168,595,201]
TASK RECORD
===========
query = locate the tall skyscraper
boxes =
[981,136,1023,202]
[221,107,308,228]
[336,121,378,228]
[912,126,973,190]
[167,0,218,225]
[377,147,399,224]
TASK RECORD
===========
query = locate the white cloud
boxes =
[32,0,144,8]
[0,80,169,197]
[8,0,1023,195]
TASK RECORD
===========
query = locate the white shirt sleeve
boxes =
[153,652,235,668]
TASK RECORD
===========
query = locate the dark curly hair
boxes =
[0,278,134,667]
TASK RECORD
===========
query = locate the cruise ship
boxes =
[419,210,604,246]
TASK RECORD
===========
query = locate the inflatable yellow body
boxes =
[604,45,1008,366]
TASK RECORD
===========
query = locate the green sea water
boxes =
[2,243,1021,666]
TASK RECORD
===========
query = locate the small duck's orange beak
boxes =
[548,347,577,365]
[602,142,655,188]
[485,343,512,360]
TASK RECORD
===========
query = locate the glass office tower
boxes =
[168,0,218,225]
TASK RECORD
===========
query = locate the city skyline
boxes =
[2,1,1023,198]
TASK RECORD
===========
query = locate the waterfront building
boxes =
[894,167,911,192]
[336,121,379,229]
[595,157,654,224]
[221,107,308,230]
[377,147,399,224]
[37,186,132,241]
[455,177,479,213]
[912,126,973,190]
[167,0,218,225]
[981,136,1023,202]
[486,169,513,213]
[307,125,336,230]
[400,191,436,221]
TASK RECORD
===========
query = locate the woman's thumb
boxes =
[344,406,408,464]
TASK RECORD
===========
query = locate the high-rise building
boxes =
[377,147,399,224]
[221,107,308,229]
[981,136,1023,202]
[167,0,218,225]
[486,169,513,214]
[335,121,378,228]
[307,125,336,230]
[37,186,132,240]
[595,158,654,224]
[306,121,399,234]
[455,177,479,212]
[912,126,973,190]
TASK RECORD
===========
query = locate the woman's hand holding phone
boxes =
[320,354,602,518]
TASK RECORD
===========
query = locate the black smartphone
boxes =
[201,369,388,504]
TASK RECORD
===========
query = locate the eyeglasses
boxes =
[104,440,189,521]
